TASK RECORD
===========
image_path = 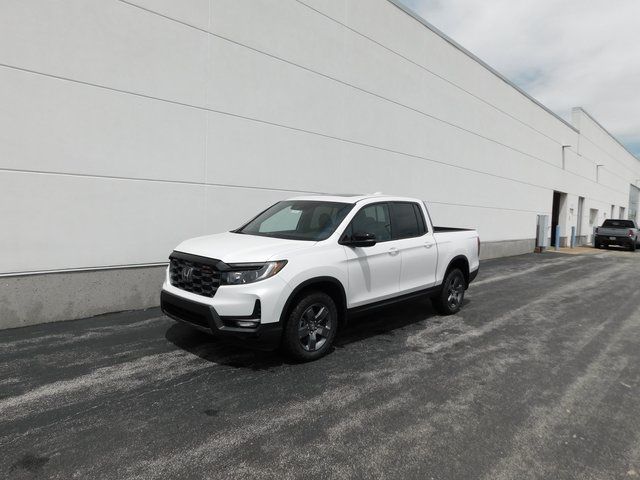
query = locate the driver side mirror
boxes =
[344,231,377,247]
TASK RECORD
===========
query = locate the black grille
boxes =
[169,255,221,298]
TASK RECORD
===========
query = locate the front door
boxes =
[342,203,401,307]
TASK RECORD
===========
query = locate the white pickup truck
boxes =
[161,194,480,361]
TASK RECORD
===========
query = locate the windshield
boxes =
[602,219,635,228]
[236,200,354,241]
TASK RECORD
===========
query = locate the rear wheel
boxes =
[432,268,466,315]
[281,291,337,362]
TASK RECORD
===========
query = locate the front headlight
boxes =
[220,260,287,285]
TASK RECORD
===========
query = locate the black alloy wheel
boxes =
[282,292,337,361]
[432,268,466,315]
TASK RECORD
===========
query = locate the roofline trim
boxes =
[572,107,640,162]
[385,0,579,134]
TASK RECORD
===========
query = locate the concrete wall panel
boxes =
[125,0,210,30]
[0,67,207,183]
[0,0,209,106]
[0,171,205,273]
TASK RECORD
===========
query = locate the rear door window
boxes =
[413,203,427,234]
[390,202,423,239]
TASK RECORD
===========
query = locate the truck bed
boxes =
[431,226,480,282]
[433,226,474,232]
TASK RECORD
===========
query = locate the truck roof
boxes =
[288,193,423,204]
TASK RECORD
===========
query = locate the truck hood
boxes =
[173,232,313,263]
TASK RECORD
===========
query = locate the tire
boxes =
[631,241,637,252]
[594,240,601,249]
[281,291,338,362]
[432,268,466,315]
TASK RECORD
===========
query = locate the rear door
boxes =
[390,202,438,292]
[341,202,402,307]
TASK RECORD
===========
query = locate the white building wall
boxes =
[1,0,639,325]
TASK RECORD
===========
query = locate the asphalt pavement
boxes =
[1,249,640,479]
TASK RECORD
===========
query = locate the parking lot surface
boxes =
[1,250,640,479]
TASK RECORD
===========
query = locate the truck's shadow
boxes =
[336,298,437,347]
[164,324,285,370]
[165,297,463,369]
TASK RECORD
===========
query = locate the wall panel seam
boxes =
[0,62,625,198]
[575,107,640,162]
[0,167,324,195]
[1,263,169,278]
[384,0,579,133]
[578,134,640,178]
[115,1,593,181]
[0,165,549,212]
[293,0,573,147]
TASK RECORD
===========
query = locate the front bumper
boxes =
[161,290,283,350]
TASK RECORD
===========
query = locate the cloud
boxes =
[398,0,640,157]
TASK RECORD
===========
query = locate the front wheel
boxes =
[281,291,337,362]
[432,268,466,315]
[631,241,637,252]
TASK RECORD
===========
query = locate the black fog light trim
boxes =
[220,300,262,328]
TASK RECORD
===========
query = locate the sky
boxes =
[398,0,640,158]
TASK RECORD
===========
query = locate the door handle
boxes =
[388,247,399,256]
[424,243,434,249]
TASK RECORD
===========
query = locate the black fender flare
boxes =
[443,255,471,287]
[280,276,348,325]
